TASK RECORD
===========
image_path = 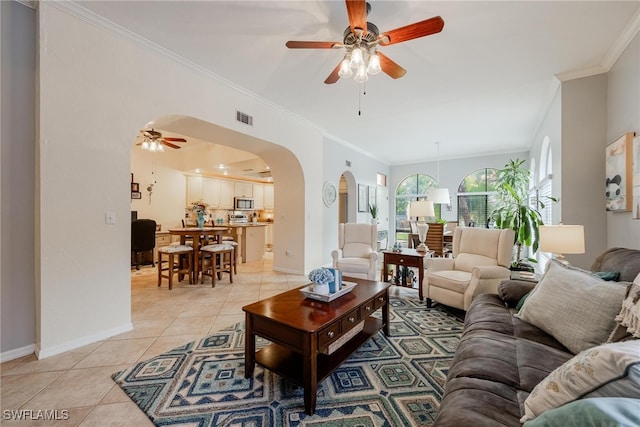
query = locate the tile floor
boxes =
[1,254,417,426]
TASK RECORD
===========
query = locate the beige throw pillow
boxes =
[521,340,640,422]
[516,260,628,354]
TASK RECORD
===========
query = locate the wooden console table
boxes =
[382,248,433,301]
[243,278,390,415]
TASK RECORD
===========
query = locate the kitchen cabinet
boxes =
[220,180,234,209]
[264,184,274,209]
[253,184,264,210]
[234,181,252,198]
[202,178,221,207]
[186,176,203,206]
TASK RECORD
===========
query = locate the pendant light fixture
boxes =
[428,142,450,204]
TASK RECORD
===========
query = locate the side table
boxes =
[382,248,433,301]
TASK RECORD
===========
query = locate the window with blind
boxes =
[395,174,439,244]
[535,137,554,272]
[456,168,499,227]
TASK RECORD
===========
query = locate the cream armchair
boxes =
[331,223,378,280]
[424,227,515,310]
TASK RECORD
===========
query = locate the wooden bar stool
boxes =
[200,244,233,287]
[224,240,238,274]
[157,245,193,290]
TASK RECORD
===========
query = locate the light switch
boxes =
[106,211,116,224]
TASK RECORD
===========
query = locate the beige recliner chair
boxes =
[331,223,378,280]
[424,227,515,310]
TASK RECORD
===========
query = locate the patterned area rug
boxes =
[112,297,464,426]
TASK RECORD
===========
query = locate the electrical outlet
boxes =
[105,211,116,224]
[285,250,292,256]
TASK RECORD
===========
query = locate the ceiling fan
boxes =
[137,129,187,152]
[286,0,444,84]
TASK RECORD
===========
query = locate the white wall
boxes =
[322,136,389,266]
[131,146,188,230]
[35,2,326,358]
[606,33,640,248]
[0,0,36,361]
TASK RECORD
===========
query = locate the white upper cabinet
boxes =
[202,178,221,207]
[219,180,234,209]
[264,184,274,209]
[234,181,253,198]
[253,184,264,210]
[186,176,203,206]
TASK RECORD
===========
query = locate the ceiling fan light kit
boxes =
[286,0,444,85]
[137,129,187,152]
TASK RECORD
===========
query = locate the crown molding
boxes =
[602,6,640,70]
[556,7,640,82]
[15,0,37,10]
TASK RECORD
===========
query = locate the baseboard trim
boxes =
[0,344,36,363]
[35,322,133,360]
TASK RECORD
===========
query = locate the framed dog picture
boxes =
[605,133,633,212]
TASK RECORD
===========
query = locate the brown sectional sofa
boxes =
[433,248,640,427]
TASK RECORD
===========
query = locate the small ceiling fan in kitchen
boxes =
[285,0,444,84]
[136,129,187,152]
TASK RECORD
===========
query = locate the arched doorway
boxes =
[131,115,306,274]
[338,171,357,224]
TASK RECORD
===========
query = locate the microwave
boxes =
[234,197,254,210]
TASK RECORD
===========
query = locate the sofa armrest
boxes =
[471,265,511,279]
[368,252,378,262]
[426,257,455,272]
[497,279,537,308]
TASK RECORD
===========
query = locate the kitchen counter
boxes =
[224,223,266,263]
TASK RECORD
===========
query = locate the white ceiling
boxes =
[78,0,640,164]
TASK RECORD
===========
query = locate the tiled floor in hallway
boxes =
[1,254,414,426]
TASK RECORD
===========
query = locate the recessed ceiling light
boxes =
[195,168,201,173]
[218,164,225,169]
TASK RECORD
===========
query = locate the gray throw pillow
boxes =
[516,260,628,354]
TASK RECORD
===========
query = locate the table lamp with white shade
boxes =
[410,200,435,253]
[539,224,585,264]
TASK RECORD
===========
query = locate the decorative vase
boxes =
[313,282,330,295]
[197,213,205,228]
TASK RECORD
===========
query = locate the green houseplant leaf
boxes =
[491,159,555,264]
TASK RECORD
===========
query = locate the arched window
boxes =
[536,137,554,271]
[456,168,499,227]
[395,174,438,245]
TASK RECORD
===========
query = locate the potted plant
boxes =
[369,203,378,225]
[491,159,556,270]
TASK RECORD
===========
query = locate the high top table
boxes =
[243,278,390,415]
[168,227,229,281]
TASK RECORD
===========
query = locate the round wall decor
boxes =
[322,181,337,207]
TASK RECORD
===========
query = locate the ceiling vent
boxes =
[236,110,253,126]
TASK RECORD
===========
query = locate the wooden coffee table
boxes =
[243,278,390,415]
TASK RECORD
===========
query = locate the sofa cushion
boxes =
[516,260,628,354]
[427,270,472,293]
[521,340,640,422]
[335,257,370,273]
[523,397,640,427]
[590,247,640,282]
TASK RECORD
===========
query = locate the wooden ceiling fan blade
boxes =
[162,141,181,149]
[286,41,340,49]
[346,0,367,35]
[324,62,342,84]
[379,16,444,46]
[377,52,406,79]
[163,137,186,142]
